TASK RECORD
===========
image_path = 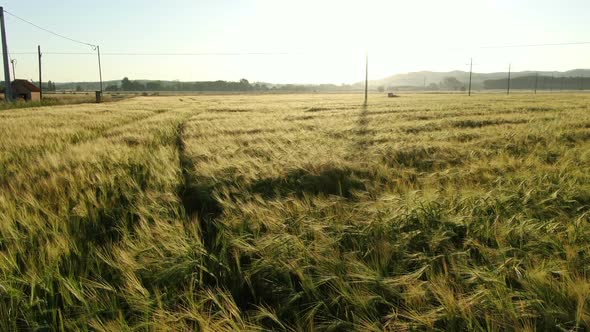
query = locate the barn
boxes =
[12,80,41,101]
[1,80,42,102]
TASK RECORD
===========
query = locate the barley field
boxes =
[0,93,589,331]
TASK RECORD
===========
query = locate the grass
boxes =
[0,93,127,111]
[0,93,589,331]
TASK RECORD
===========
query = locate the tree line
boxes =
[107,78,286,92]
[108,78,263,92]
[103,78,361,92]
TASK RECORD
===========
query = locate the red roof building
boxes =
[1,80,42,102]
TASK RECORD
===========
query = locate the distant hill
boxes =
[370,69,590,90]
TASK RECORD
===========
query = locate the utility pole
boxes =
[468,58,473,96]
[10,58,15,78]
[507,64,511,95]
[580,75,583,91]
[550,74,554,92]
[423,77,426,89]
[534,72,538,94]
[363,52,368,106]
[38,45,42,99]
[97,45,103,94]
[0,7,12,102]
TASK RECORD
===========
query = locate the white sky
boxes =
[2,0,589,83]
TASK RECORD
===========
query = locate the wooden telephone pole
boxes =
[38,45,42,99]
[0,7,12,101]
[97,45,103,94]
[507,64,511,95]
[468,58,473,96]
[363,52,368,106]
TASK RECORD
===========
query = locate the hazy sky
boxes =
[3,0,589,83]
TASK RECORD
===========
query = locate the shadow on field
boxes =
[249,166,370,199]
[176,122,222,252]
[180,180,222,218]
[381,145,467,172]
[353,104,372,154]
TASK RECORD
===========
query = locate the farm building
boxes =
[1,80,41,102]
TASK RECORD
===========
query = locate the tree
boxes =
[121,77,145,91]
[121,77,132,91]
[76,85,83,92]
[45,80,57,91]
[440,77,464,91]
[239,79,251,91]
[377,86,385,93]
[146,81,163,91]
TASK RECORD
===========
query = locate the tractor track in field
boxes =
[174,115,259,306]
[176,113,223,284]
[175,117,223,259]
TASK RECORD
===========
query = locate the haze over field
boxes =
[3,0,590,84]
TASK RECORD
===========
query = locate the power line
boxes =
[4,7,590,56]
[479,41,590,49]
[5,8,105,99]
[2,10,296,57]
[105,51,297,56]
[8,40,590,57]
[9,51,300,56]
[4,9,96,48]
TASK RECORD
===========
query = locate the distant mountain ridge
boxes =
[371,69,590,89]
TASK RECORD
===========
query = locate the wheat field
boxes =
[0,93,589,331]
